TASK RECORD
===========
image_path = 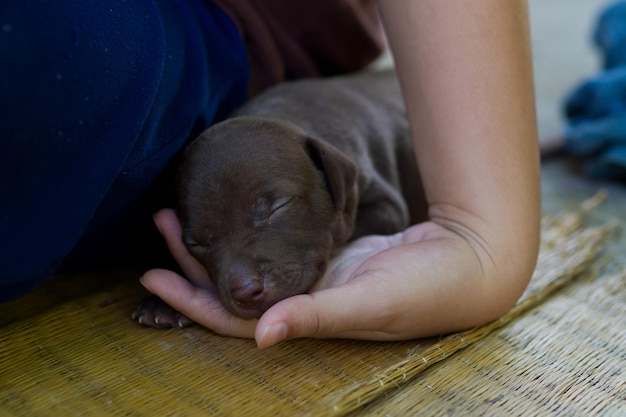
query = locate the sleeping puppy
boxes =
[133,70,426,326]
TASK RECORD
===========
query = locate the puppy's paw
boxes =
[132,295,195,328]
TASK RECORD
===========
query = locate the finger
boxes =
[255,283,400,349]
[140,268,257,339]
[153,208,209,286]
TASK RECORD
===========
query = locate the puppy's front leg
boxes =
[352,178,411,239]
[132,295,195,329]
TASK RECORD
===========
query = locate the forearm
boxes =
[140,1,542,346]
[378,1,540,323]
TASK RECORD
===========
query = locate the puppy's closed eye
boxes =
[253,196,296,227]
[267,196,297,222]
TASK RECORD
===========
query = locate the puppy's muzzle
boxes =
[229,274,265,311]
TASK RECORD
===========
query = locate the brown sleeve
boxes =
[212,0,385,96]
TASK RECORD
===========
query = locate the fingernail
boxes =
[258,323,288,349]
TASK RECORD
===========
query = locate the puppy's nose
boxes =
[230,276,265,308]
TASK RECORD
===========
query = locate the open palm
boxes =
[140,208,486,348]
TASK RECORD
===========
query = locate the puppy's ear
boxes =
[304,137,358,244]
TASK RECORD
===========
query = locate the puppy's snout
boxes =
[230,276,265,309]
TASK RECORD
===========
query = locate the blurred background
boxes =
[531,0,625,269]
[530,0,605,146]
[530,0,626,215]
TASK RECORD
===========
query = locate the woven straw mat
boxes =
[0,193,623,416]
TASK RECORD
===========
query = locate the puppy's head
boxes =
[177,117,358,319]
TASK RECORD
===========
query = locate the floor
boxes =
[531,0,626,265]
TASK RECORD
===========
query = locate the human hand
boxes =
[140,208,487,348]
[138,208,258,338]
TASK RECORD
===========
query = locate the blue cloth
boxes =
[0,0,249,301]
[563,1,626,181]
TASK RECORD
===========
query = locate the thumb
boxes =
[255,284,394,349]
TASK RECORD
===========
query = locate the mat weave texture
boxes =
[0,195,623,416]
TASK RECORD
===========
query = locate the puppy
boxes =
[133,70,426,326]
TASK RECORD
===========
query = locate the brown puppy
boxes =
[133,70,426,326]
